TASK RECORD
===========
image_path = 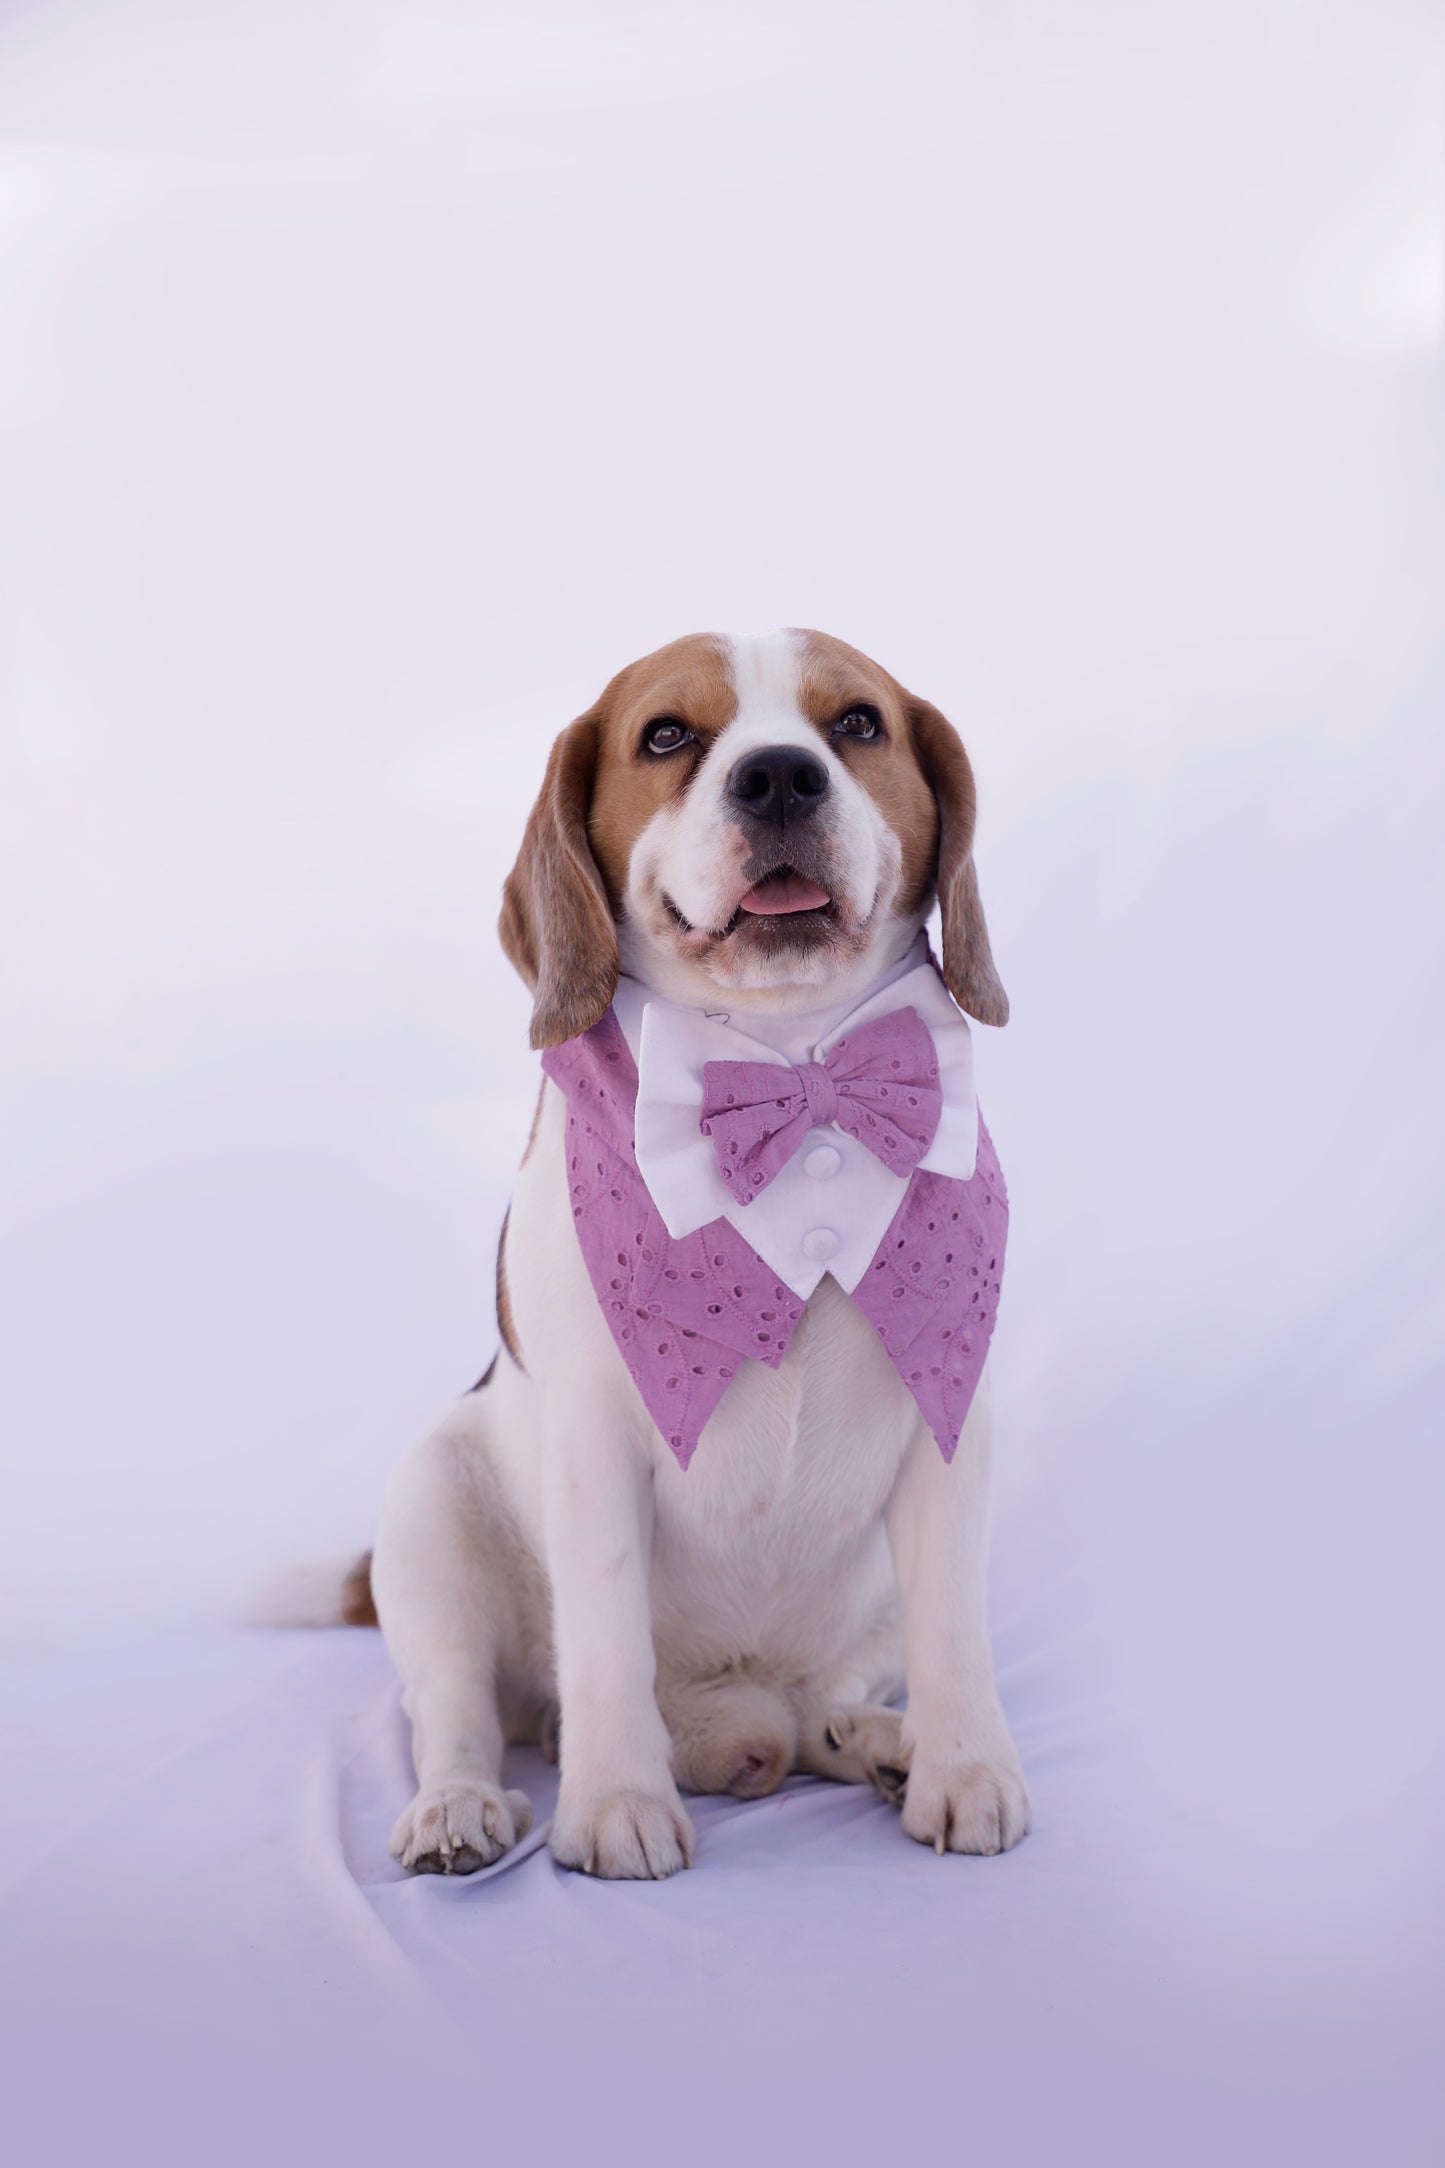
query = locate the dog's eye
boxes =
[835,705,881,740]
[643,717,695,756]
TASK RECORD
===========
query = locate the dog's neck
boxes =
[617,928,933,1064]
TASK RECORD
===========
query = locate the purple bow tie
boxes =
[699,1006,943,1206]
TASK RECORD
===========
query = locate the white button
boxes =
[803,1144,842,1180]
[801,1227,840,1263]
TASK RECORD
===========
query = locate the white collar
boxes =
[611,936,979,1301]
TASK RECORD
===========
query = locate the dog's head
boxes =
[500,629,1007,1047]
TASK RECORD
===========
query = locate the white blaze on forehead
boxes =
[722,628,809,749]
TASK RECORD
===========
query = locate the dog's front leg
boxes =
[885,1371,1030,1855]
[542,1394,695,1880]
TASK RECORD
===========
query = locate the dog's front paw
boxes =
[391,1781,533,1875]
[550,1785,695,1880]
[901,1753,1030,1856]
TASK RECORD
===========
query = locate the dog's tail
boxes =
[244,1550,378,1628]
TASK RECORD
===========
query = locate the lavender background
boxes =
[2,5,1442,2162]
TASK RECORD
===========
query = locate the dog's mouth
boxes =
[664,865,837,941]
[736,869,833,917]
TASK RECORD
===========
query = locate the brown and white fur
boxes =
[366,629,1029,1879]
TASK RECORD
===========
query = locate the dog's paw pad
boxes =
[872,1760,909,1804]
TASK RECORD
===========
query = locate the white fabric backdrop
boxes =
[1,5,1441,2162]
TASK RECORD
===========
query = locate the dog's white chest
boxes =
[654,1275,917,1528]
[643,1275,920,1667]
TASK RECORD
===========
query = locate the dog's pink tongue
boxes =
[738,874,832,916]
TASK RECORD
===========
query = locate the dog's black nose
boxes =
[726,744,830,826]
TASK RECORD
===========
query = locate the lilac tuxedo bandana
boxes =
[540,1007,1008,1472]
[699,1007,944,1206]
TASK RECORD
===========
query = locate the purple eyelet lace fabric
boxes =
[541,1010,1007,1470]
[698,1006,944,1203]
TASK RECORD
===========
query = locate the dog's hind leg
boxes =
[658,1667,800,1800]
[791,1594,910,1803]
[797,1703,911,1807]
[372,1394,544,1873]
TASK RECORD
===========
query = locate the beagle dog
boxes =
[365,629,1029,1879]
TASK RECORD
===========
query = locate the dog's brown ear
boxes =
[499,715,619,1050]
[906,697,1009,1027]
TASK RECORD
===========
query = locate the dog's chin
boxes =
[723,902,839,955]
